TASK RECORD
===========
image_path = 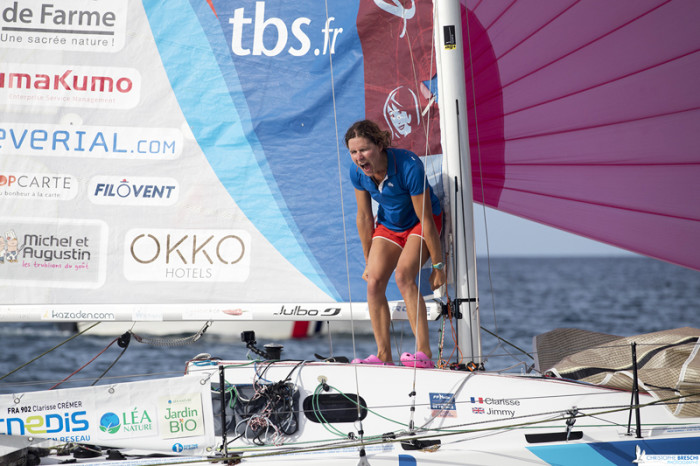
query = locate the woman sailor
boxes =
[345,119,444,368]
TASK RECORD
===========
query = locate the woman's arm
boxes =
[411,190,445,290]
[355,188,375,276]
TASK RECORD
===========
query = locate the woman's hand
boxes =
[430,268,445,291]
[362,265,369,281]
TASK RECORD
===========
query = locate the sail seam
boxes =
[498,186,700,223]
[493,106,700,141]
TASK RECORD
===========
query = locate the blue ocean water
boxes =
[1,257,699,395]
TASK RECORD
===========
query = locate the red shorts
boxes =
[373,214,443,249]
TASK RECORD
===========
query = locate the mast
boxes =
[434,0,482,363]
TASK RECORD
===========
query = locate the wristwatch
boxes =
[432,262,444,270]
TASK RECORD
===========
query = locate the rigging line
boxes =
[50,335,120,390]
[230,391,700,459]
[404,10,431,158]
[416,1,446,370]
[322,0,366,434]
[133,321,211,346]
[265,393,700,452]
[449,173,462,365]
[491,360,532,374]
[480,325,533,360]
[402,5,427,373]
[294,385,697,424]
[91,335,131,386]
[423,0,445,354]
[418,371,473,432]
[296,386,625,446]
[438,314,463,367]
[0,322,99,383]
[463,5,519,365]
[392,398,685,441]
[402,0,445,361]
[324,0,353,346]
[234,398,684,462]
[455,101,479,363]
[35,370,186,386]
[321,383,413,428]
[424,4,450,360]
[400,2,447,425]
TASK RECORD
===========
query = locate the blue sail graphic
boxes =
[143,0,366,300]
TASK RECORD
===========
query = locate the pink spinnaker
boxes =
[463,0,700,271]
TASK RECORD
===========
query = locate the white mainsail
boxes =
[0,0,441,337]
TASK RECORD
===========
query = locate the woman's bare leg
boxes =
[394,235,432,358]
[364,238,402,363]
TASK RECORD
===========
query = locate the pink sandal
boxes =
[351,354,394,365]
[400,351,435,368]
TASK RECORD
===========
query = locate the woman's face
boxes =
[348,136,384,179]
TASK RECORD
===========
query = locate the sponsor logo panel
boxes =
[225,2,342,58]
[634,447,700,465]
[0,171,77,200]
[124,228,251,283]
[0,123,182,159]
[42,309,115,322]
[0,0,127,52]
[89,176,179,206]
[98,406,157,439]
[172,442,200,453]
[0,63,140,109]
[158,393,204,439]
[429,392,456,418]
[0,218,106,288]
[1,399,89,440]
[273,305,341,318]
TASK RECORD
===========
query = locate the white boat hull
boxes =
[6,361,697,465]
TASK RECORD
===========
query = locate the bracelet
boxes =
[432,262,444,270]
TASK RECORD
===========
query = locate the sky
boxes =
[473,207,634,257]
